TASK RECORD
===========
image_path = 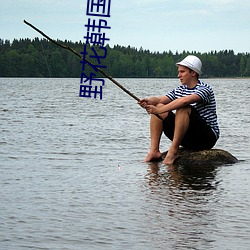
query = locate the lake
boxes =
[1,78,250,249]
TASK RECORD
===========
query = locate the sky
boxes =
[1,0,250,53]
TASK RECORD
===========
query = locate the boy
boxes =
[139,55,219,164]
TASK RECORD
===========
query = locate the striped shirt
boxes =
[166,80,220,139]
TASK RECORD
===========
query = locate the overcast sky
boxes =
[1,0,249,53]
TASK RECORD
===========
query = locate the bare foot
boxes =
[144,151,162,162]
[163,150,179,165]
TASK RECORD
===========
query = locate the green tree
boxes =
[244,56,250,76]
[0,37,249,78]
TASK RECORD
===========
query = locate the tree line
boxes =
[0,38,250,78]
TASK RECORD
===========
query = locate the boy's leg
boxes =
[180,107,217,150]
[144,104,169,162]
[163,106,191,164]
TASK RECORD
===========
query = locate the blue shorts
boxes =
[162,107,217,150]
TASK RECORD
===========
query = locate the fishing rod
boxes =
[23,20,163,120]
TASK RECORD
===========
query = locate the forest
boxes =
[0,38,250,78]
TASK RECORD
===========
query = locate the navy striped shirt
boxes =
[166,80,220,139]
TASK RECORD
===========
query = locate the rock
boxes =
[161,148,238,166]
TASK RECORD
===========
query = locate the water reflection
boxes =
[144,162,221,249]
[147,162,219,191]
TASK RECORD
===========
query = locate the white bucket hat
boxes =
[176,55,202,75]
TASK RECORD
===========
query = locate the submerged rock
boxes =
[161,148,238,166]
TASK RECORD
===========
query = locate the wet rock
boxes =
[162,148,238,166]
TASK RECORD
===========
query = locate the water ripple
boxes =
[0,78,250,249]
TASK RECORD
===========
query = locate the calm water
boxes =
[1,78,250,250]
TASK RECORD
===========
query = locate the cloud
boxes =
[196,0,250,11]
[134,0,168,4]
[205,0,236,4]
